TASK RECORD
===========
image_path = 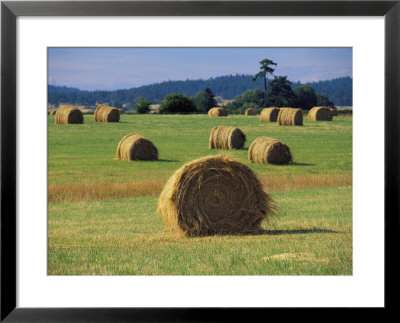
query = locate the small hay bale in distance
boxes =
[330,108,338,116]
[116,134,158,161]
[277,108,303,126]
[55,105,83,124]
[157,155,276,236]
[308,107,333,121]
[118,108,125,114]
[209,126,246,150]
[260,107,280,122]
[49,110,57,115]
[208,107,228,117]
[248,136,292,165]
[244,108,257,116]
[94,104,120,122]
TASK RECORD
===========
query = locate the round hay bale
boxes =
[116,134,158,161]
[330,108,338,116]
[157,155,276,236]
[248,137,292,165]
[308,107,333,121]
[277,108,303,126]
[55,106,83,124]
[94,104,120,122]
[208,107,228,117]
[260,107,280,122]
[244,108,257,116]
[49,110,57,115]
[209,126,246,150]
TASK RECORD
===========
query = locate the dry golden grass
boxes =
[262,252,330,264]
[48,181,164,203]
[259,173,352,191]
[48,173,351,203]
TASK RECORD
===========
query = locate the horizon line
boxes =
[48,74,353,92]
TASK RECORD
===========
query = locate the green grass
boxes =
[48,114,352,185]
[48,186,352,275]
[48,114,352,275]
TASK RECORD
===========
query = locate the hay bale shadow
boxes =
[287,162,315,166]
[157,159,180,163]
[254,228,338,236]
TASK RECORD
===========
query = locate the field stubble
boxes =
[48,114,352,275]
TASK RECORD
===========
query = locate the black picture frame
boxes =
[1,1,399,321]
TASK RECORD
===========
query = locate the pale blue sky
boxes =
[48,48,352,91]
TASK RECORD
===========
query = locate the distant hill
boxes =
[48,75,352,107]
[292,77,352,106]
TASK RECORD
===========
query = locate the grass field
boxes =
[48,114,352,275]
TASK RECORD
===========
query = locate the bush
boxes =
[159,94,197,114]
[193,88,217,113]
[294,85,317,110]
[316,93,335,108]
[223,89,265,114]
[135,98,151,114]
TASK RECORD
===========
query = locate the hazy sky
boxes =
[48,47,352,91]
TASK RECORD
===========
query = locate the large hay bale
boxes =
[260,107,280,122]
[277,108,303,126]
[244,108,257,116]
[330,108,338,116]
[157,155,275,236]
[94,104,120,122]
[116,134,158,161]
[308,107,333,121]
[208,107,228,117]
[209,126,246,150]
[248,137,292,165]
[55,106,83,124]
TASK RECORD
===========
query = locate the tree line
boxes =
[133,83,335,114]
[117,58,341,114]
[48,75,352,108]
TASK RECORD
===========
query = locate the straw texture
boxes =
[116,134,158,161]
[277,108,303,126]
[157,155,276,236]
[248,137,292,164]
[55,106,83,124]
[209,126,246,150]
[260,107,280,122]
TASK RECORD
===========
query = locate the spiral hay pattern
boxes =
[277,108,303,126]
[55,106,83,124]
[260,107,280,122]
[248,137,292,164]
[208,107,228,117]
[244,108,257,116]
[308,107,333,121]
[157,155,276,236]
[94,104,120,122]
[209,126,246,150]
[116,134,158,161]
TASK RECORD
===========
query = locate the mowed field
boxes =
[48,114,352,275]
